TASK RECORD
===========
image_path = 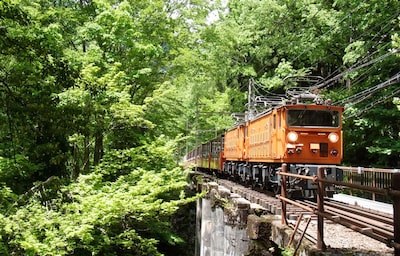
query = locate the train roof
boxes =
[227,101,344,132]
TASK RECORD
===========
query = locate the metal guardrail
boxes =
[339,166,398,201]
[277,164,400,256]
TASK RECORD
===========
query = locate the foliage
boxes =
[0,138,197,255]
[0,0,209,254]
[280,246,294,256]
[204,0,400,167]
[1,0,400,254]
[343,104,400,167]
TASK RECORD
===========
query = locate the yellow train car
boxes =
[186,135,224,173]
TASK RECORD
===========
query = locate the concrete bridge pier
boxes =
[194,179,318,256]
[196,182,260,256]
[223,196,251,256]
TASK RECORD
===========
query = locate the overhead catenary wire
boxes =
[251,12,400,116]
[346,87,400,118]
[336,41,396,91]
[311,49,400,91]
[309,9,400,88]
[227,3,400,121]
[233,2,399,98]
[313,37,395,90]
[335,72,400,107]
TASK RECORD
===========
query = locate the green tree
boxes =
[0,0,78,191]
[205,0,400,166]
[0,137,197,255]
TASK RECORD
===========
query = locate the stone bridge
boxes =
[194,180,317,256]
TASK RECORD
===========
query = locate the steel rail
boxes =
[302,200,393,238]
[324,200,393,226]
[277,195,394,247]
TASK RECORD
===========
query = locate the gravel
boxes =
[208,176,395,255]
[294,219,394,256]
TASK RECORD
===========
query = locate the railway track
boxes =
[301,199,394,245]
[196,171,394,247]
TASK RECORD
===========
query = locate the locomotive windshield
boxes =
[287,109,340,127]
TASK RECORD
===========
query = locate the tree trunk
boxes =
[83,136,90,173]
[94,132,103,166]
[72,143,80,180]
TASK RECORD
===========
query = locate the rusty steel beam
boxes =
[277,170,400,197]
[294,217,312,256]
[276,195,314,213]
[288,213,303,247]
[281,163,288,225]
[318,178,400,197]
[276,171,316,181]
[318,211,391,245]
[392,173,400,256]
[277,165,400,252]
[277,195,394,247]
[317,167,326,251]
[339,166,398,174]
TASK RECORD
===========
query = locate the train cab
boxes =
[282,104,344,165]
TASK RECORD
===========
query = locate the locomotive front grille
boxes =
[320,143,328,157]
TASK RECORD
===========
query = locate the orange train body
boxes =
[185,102,344,196]
[223,104,343,165]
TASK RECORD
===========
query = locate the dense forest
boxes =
[0,0,399,255]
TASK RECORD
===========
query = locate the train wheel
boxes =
[272,184,281,195]
[251,180,257,190]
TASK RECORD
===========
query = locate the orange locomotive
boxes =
[186,96,344,197]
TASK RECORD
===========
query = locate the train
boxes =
[184,93,344,198]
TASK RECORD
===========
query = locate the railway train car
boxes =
[185,136,224,171]
[185,95,344,198]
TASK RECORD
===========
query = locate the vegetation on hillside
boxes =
[0,0,399,255]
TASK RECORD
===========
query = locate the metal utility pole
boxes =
[195,98,199,172]
[247,78,256,121]
[392,172,400,256]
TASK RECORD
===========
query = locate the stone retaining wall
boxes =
[195,180,317,256]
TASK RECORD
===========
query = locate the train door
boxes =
[271,113,277,158]
[271,109,284,160]
[237,126,244,161]
[241,124,248,160]
[275,109,284,159]
[265,117,271,158]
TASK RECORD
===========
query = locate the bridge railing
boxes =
[277,164,400,256]
[340,166,397,201]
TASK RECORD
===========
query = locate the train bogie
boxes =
[283,164,344,198]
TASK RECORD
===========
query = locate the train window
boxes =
[279,113,281,128]
[287,109,340,127]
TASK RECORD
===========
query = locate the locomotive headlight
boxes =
[287,131,298,142]
[328,132,339,143]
